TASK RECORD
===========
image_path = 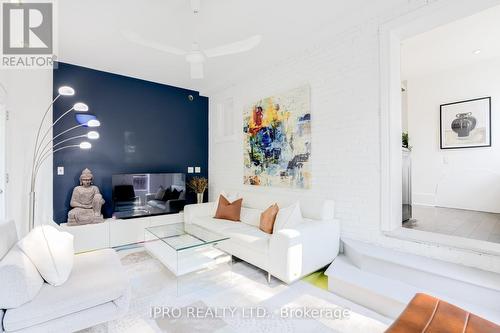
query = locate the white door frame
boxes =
[379,0,500,252]
[0,83,6,220]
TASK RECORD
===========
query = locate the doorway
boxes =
[380,0,500,253]
[401,5,500,244]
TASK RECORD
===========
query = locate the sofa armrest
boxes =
[269,220,340,284]
[183,202,215,224]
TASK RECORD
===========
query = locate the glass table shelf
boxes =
[144,223,232,295]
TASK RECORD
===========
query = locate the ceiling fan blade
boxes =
[204,35,262,58]
[122,30,187,56]
[190,62,204,79]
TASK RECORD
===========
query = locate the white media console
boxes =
[58,213,184,253]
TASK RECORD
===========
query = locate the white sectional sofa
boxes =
[0,220,130,333]
[184,190,340,284]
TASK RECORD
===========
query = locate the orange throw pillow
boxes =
[260,203,279,234]
[214,195,243,221]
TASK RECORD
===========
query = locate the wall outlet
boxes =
[195,167,201,173]
[57,166,64,175]
[187,167,194,174]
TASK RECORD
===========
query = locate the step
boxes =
[326,255,417,319]
[343,238,500,292]
[325,240,500,324]
[343,239,500,310]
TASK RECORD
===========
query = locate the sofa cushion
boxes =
[223,189,334,220]
[212,191,242,215]
[260,204,279,234]
[192,216,237,234]
[273,202,303,233]
[222,224,270,255]
[0,246,44,309]
[0,220,18,260]
[154,186,166,200]
[192,217,270,255]
[214,195,243,221]
[216,223,270,269]
[240,207,262,227]
[17,225,74,286]
[3,249,128,332]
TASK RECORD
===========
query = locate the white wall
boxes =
[0,69,53,237]
[208,1,500,272]
[401,82,409,132]
[407,57,500,212]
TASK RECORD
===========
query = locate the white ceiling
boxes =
[58,0,405,95]
[401,4,500,80]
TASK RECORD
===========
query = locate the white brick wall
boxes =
[208,0,500,273]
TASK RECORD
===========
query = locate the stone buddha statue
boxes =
[67,168,105,226]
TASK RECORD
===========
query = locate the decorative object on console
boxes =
[187,176,208,203]
[29,86,101,230]
[243,85,311,189]
[67,168,105,226]
[259,203,279,234]
[440,97,491,149]
[214,195,243,221]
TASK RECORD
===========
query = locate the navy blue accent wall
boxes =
[52,62,208,224]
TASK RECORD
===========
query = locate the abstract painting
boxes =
[243,85,311,189]
[440,97,491,149]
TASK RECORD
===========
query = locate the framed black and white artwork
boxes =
[440,97,491,149]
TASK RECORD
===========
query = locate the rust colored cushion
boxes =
[385,293,500,333]
[259,204,279,234]
[214,195,242,221]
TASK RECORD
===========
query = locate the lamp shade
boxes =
[87,120,100,127]
[87,131,99,139]
[75,114,96,125]
[79,142,92,149]
[58,86,75,96]
[73,103,89,112]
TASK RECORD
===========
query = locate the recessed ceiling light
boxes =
[473,49,481,55]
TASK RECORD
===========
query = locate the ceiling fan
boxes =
[123,0,262,79]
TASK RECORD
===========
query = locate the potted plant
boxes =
[402,131,412,150]
[187,177,208,204]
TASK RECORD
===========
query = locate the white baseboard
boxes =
[412,192,435,206]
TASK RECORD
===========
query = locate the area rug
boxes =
[80,249,389,333]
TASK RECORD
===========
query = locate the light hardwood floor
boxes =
[403,205,500,244]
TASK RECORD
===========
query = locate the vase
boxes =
[197,192,204,204]
[451,112,476,138]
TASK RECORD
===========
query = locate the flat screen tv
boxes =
[111,173,186,219]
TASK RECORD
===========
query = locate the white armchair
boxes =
[0,220,130,333]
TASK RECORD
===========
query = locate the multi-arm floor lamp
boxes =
[29,86,101,231]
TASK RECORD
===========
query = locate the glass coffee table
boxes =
[144,223,232,295]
